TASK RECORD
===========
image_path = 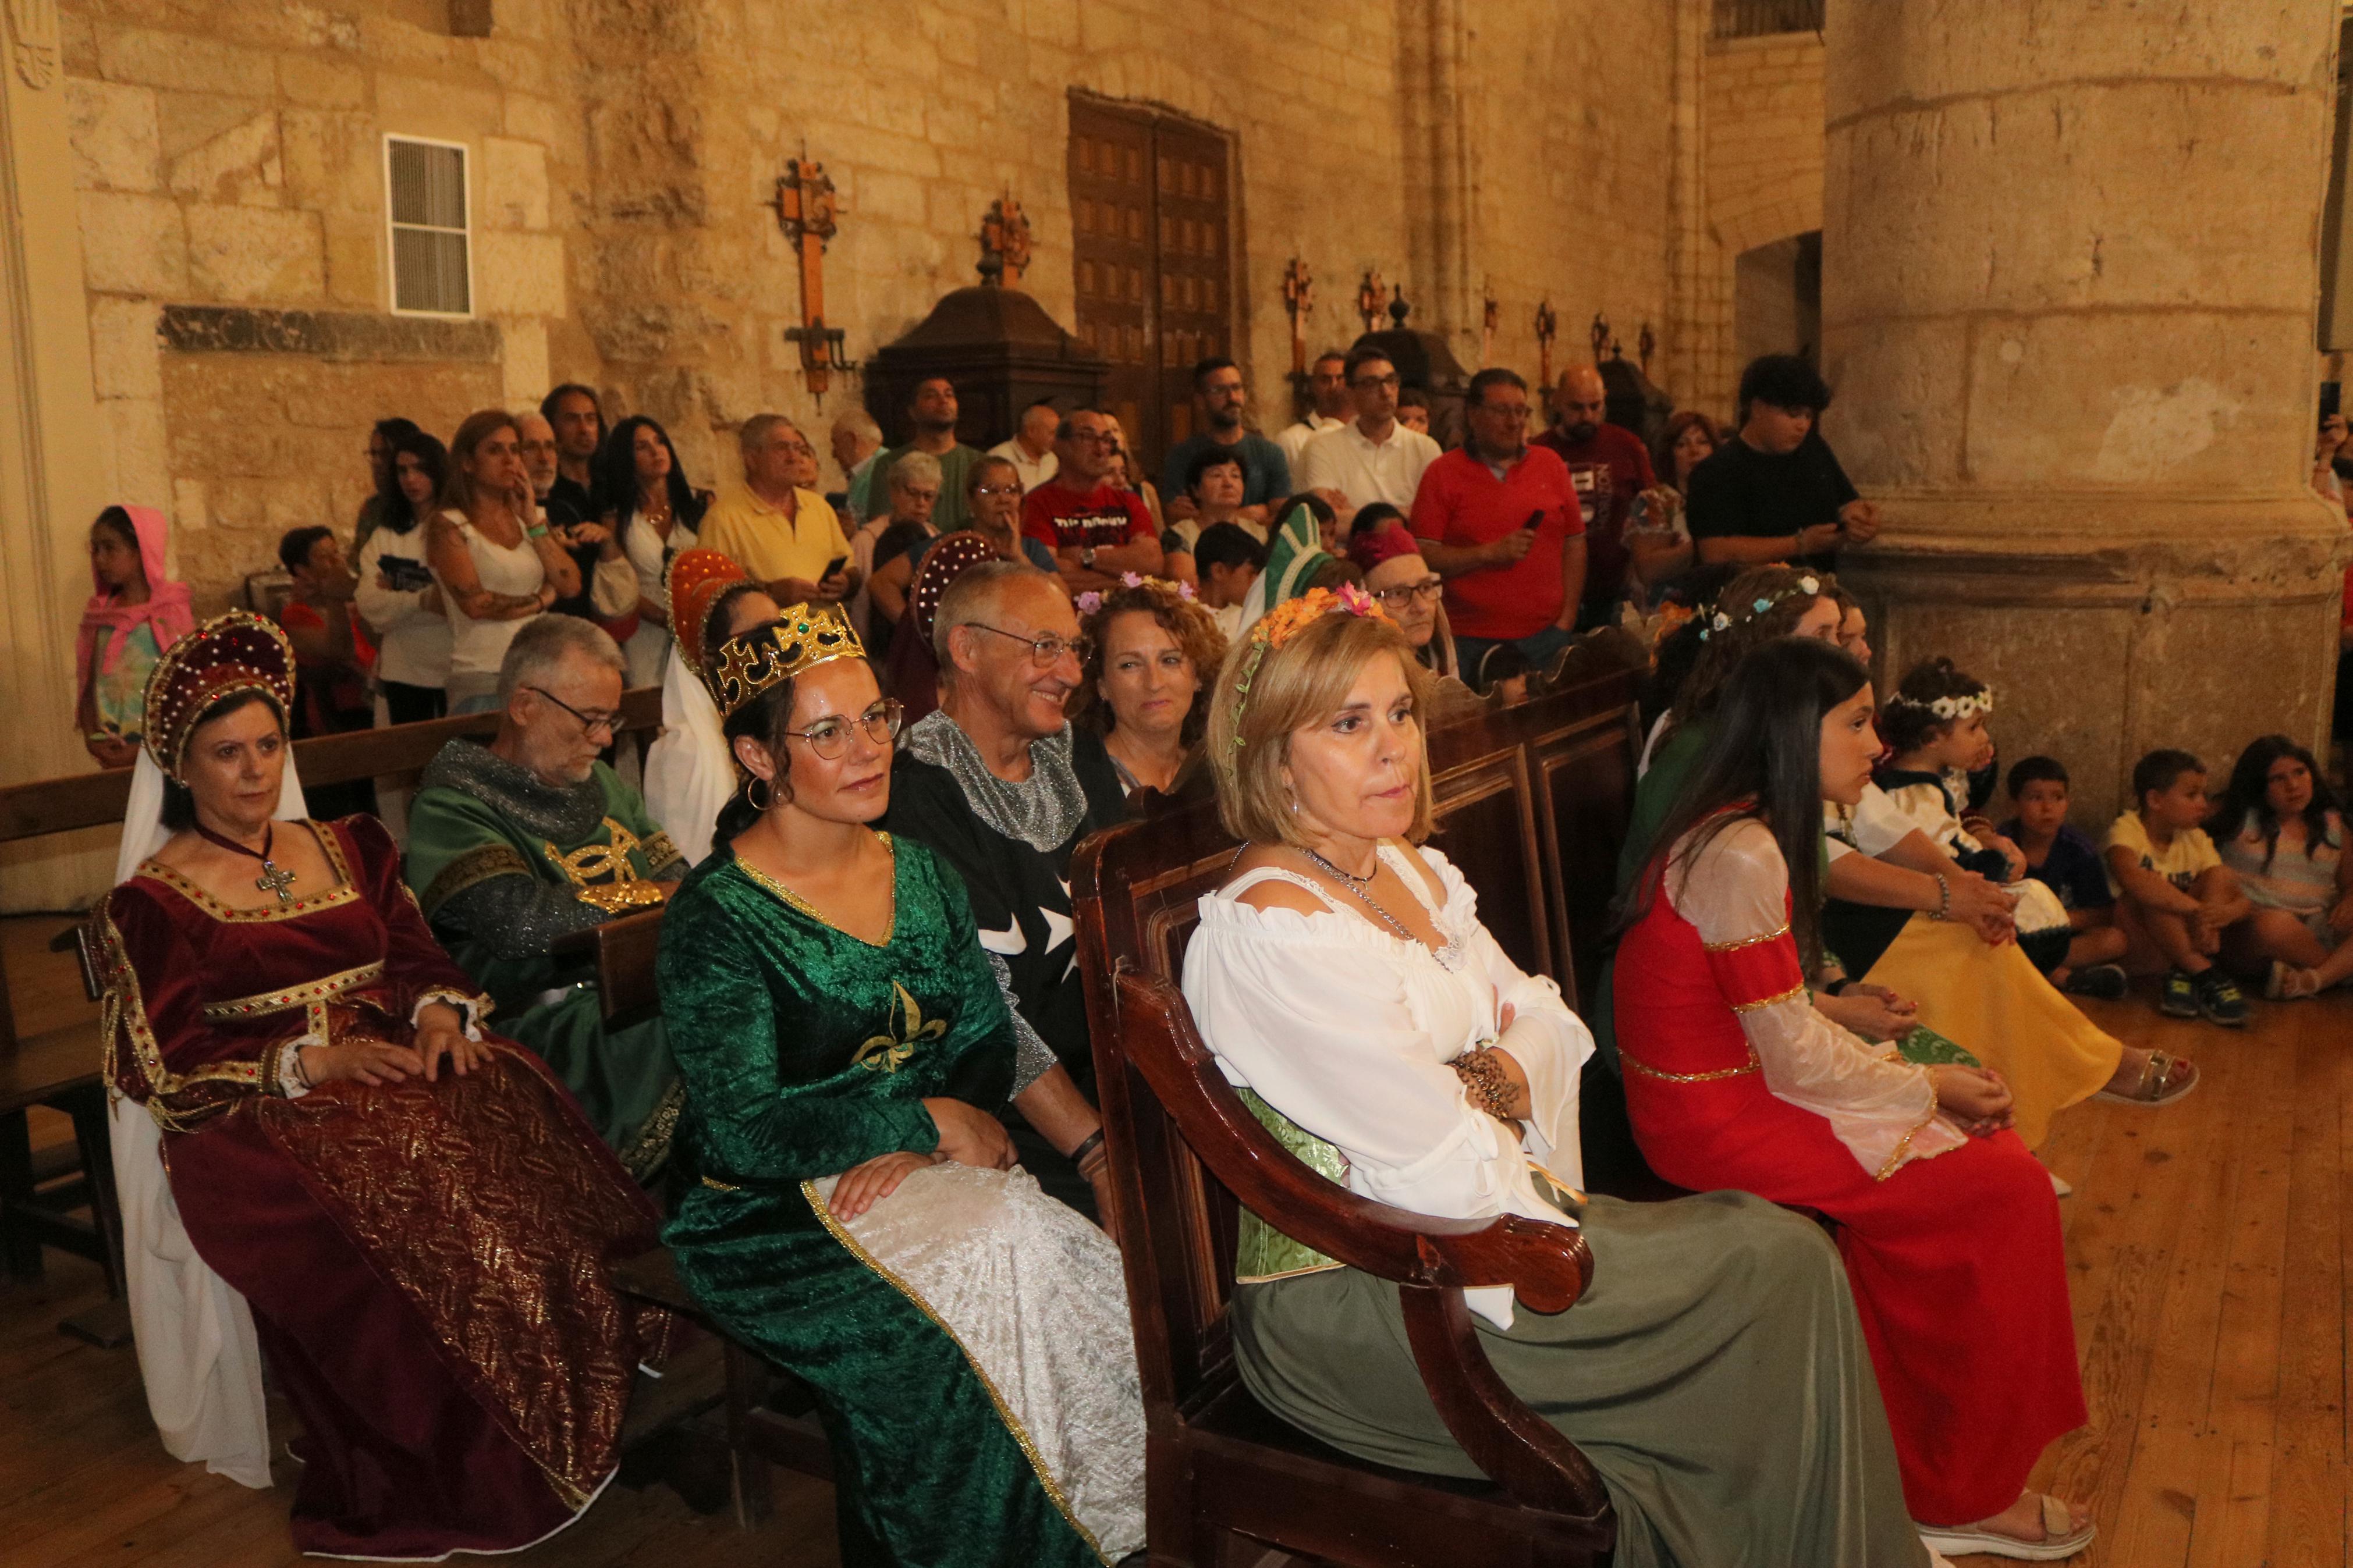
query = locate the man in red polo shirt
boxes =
[1021,407,1163,594]
[1532,363,1658,624]
[1408,367,1584,688]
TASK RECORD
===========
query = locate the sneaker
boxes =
[2266,959,2323,1001]
[2159,969,2199,1018]
[2066,963,2130,1001]
[2194,970,2249,1028]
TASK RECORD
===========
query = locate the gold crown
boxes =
[709,602,865,720]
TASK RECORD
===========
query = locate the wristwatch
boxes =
[1080,544,1097,569]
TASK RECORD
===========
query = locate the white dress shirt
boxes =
[1275,413,1346,469]
[1295,419,1443,511]
[987,438,1059,494]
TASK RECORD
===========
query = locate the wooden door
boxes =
[1069,98,1235,484]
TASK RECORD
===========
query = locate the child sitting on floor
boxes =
[1873,659,2077,976]
[2208,734,2353,1000]
[2102,748,2255,1026]
[1997,755,2132,999]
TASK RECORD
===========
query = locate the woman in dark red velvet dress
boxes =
[1612,636,2094,1562]
[98,611,670,1560]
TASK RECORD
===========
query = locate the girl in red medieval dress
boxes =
[98,610,670,1560]
[1611,635,2094,1562]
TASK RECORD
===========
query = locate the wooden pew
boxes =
[1069,643,1647,1567]
[0,687,663,1327]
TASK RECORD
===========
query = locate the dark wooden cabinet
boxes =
[1069,94,1236,483]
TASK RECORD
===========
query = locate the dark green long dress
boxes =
[658,833,1139,1567]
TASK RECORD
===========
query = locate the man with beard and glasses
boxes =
[1534,362,1658,624]
[406,616,685,1182]
[1159,357,1291,527]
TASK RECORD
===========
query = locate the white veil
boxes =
[105,748,305,1489]
[640,641,732,870]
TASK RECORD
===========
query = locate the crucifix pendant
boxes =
[255,860,297,905]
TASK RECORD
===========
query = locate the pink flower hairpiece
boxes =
[1074,591,1104,614]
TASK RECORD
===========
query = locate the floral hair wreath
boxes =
[1076,571,1195,617]
[1886,687,1994,721]
[1226,583,1386,753]
[1701,574,1820,641]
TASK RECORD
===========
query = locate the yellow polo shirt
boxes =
[698,486,851,588]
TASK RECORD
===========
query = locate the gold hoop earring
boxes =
[748,777,774,813]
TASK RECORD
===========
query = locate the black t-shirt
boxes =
[1683,431,1859,574]
[537,488,599,620]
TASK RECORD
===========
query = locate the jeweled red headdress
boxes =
[140,610,297,781]
[665,547,752,687]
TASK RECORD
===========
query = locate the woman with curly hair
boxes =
[1068,574,1227,798]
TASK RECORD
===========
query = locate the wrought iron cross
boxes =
[772,147,851,404]
[1534,298,1558,391]
[1356,269,1387,333]
[1282,257,1314,376]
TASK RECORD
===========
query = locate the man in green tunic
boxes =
[406,616,684,1182]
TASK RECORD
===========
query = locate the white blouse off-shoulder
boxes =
[1180,842,1591,1328]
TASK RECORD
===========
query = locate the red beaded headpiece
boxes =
[140,610,296,781]
[665,547,752,687]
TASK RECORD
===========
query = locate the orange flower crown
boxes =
[709,600,865,721]
[141,610,297,781]
[1226,584,1389,755]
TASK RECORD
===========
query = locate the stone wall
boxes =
[1691,27,1825,417]
[52,0,1716,617]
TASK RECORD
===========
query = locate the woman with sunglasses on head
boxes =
[658,602,1144,1568]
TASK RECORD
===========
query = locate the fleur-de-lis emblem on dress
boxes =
[852,983,947,1073]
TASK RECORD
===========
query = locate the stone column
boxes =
[0,0,122,909]
[1821,0,2352,823]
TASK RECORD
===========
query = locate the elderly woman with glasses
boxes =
[659,600,1145,1566]
[1348,524,1461,682]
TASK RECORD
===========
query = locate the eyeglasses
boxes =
[1351,373,1401,390]
[527,685,619,739]
[969,623,1088,667]
[1372,578,1443,610]
[782,699,904,759]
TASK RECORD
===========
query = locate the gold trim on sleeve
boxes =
[1729,982,1809,1014]
[1700,923,1791,953]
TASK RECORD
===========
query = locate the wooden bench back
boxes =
[0,685,664,848]
[1070,642,1644,1423]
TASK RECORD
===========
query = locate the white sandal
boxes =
[1918,1494,2095,1561]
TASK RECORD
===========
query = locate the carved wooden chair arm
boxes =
[1112,969,1592,1310]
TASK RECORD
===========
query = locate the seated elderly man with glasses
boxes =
[407,614,685,1182]
[887,561,1130,1222]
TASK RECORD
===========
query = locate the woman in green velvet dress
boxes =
[657,604,1144,1567]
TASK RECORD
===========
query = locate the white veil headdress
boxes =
[104,739,306,1489]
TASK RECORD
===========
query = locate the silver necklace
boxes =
[1301,845,1417,945]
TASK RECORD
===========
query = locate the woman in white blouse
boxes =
[592,414,706,688]
[1180,592,1930,1568]
[426,410,582,713]
[1614,635,2092,1562]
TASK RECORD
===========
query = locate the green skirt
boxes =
[1229,1190,1928,1568]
